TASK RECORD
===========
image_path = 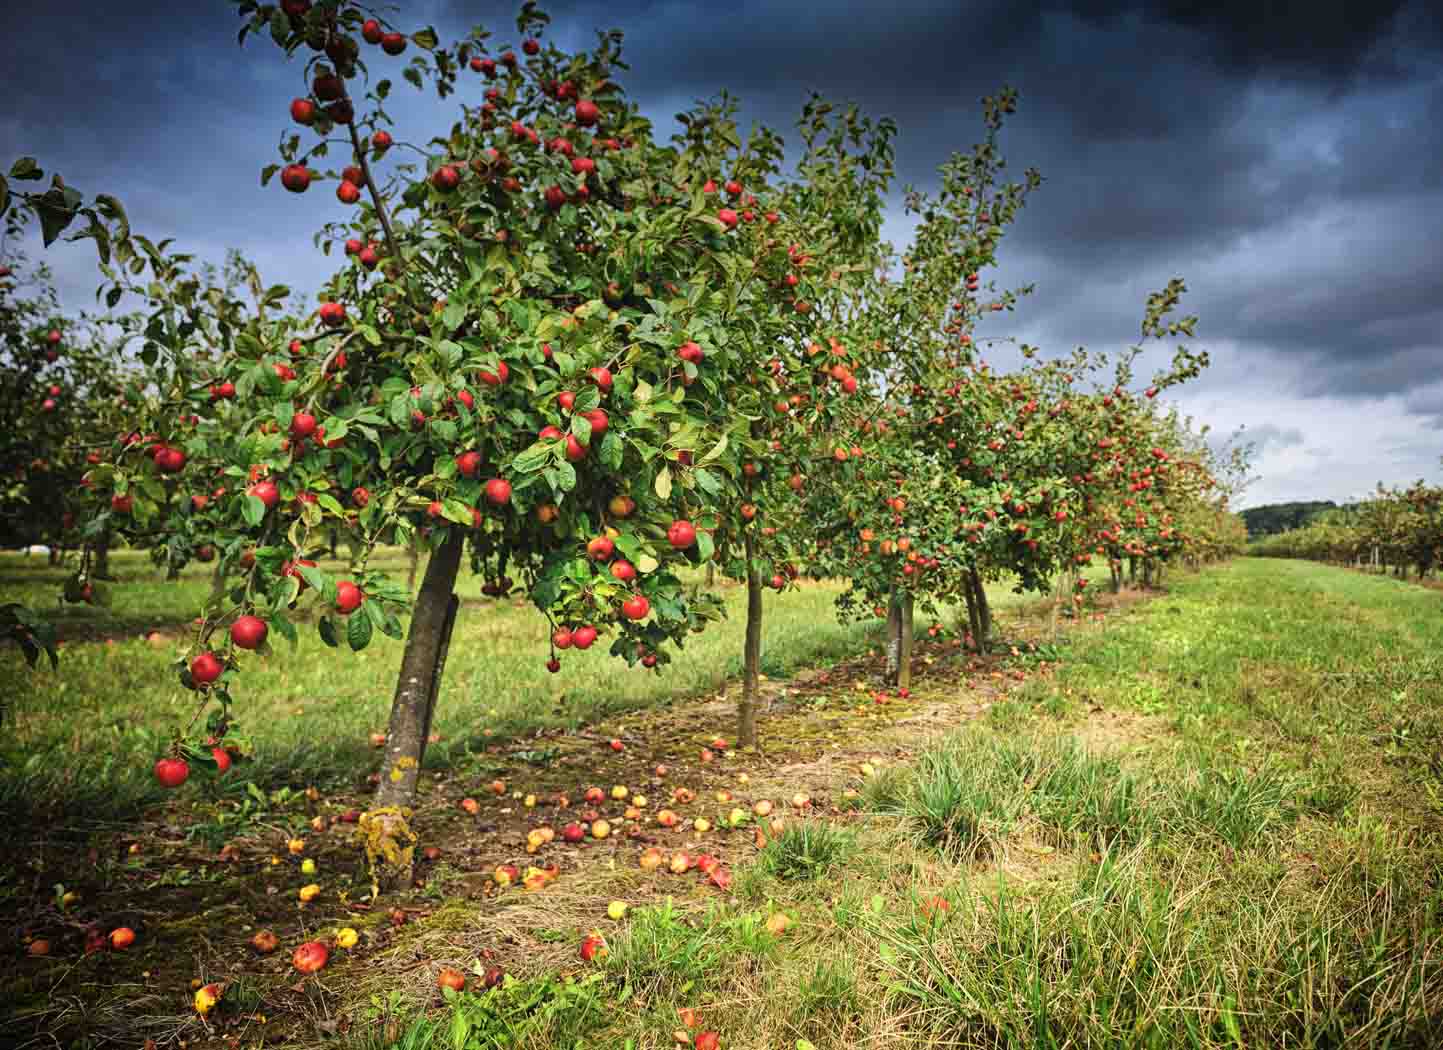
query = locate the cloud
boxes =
[1,0,1440,507]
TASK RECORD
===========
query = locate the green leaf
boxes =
[347,610,373,651]
[600,432,624,470]
[513,442,551,475]
[697,529,715,563]
[269,9,291,43]
[654,466,673,500]
[694,468,720,496]
[574,385,600,412]
[441,499,474,525]
[570,414,593,447]
[699,434,728,464]
[270,613,299,648]
[9,158,42,181]
[37,200,76,247]
[297,563,332,600]
[242,494,266,527]
[411,26,439,49]
[318,615,339,648]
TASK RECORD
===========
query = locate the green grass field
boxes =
[0,548,1040,825]
[6,555,1442,1049]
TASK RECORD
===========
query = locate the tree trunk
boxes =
[706,561,716,588]
[885,587,902,684]
[968,566,991,654]
[406,539,421,595]
[737,529,764,750]
[93,529,113,581]
[897,591,914,693]
[373,529,464,811]
[962,573,982,652]
[1110,560,1121,594]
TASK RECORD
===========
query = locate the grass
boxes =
[0,547,1036,824]
[10,556,1443,1048]
[579,559,1443,1047]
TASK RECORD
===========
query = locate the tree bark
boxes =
[93,529,113,581]
[968,566,991,654]
[885,587,902,684]
[737,529,763,750]
[374,529,464,811]
[962,574,982,652]
[897,591,914,692]
[406,539,421,595]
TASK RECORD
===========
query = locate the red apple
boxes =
[572,625,598,650]
[290,412,317,440]
[431,165,461,192]
[575,99,601,126]
[610,559,636,582]
[455,450,482,477]
[484,478,512,506]
[290,98,316,125]
[190,651,224,685]
[249,480,280,509]
[583,408,608,436]
[318,301,347,326]
[667,520,696,549]
[280,164,311,193]
[437,967,466,992]
[154,757,189,788]
[621,595,650,621]
[292,940,330,974]
[335,581,364,615]
[230,615,268,650]
[587,535,615,560]
[251,930,279,954]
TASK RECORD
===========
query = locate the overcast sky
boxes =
[3,0,1440,508]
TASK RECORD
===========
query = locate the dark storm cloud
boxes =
[2,0,1440,500]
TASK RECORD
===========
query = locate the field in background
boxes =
[0,548,1039,823]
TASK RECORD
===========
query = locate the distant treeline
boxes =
[1240,501,1337,538]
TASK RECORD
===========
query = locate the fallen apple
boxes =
[639,846,665,871]
[194,982,224,1016]
[292,940,329,974]
[251,930,279,954]
[607,900,628,920]
[438,967,467,992]
[591,819,611,840]
[580,932,607,962]
[299,883,321,902]
[336,927,359,949]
